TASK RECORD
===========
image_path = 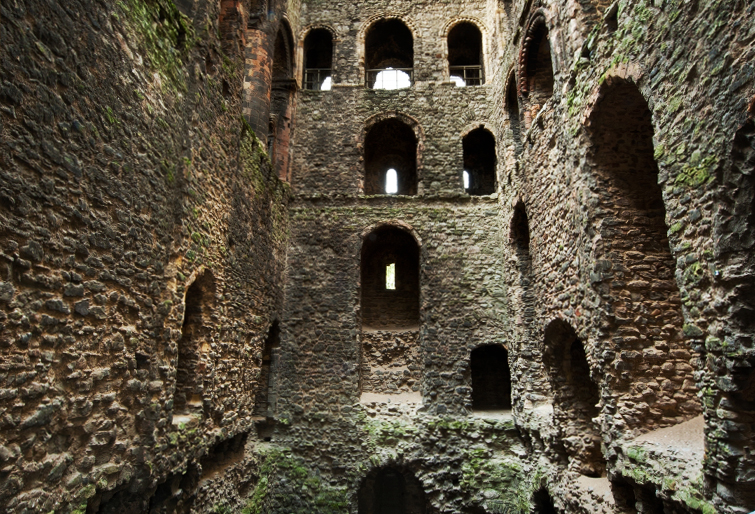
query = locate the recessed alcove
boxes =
[174,271,215,421]
[358,466,426,514]
[544,319,606,478]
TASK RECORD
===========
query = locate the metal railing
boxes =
[303,68,332,90]
[366,68,413,89]
[449,65,484,86]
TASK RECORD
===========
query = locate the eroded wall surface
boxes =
[1,0,754,513]
[0,0,290,512]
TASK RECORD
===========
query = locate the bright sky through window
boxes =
[386,169,398,194]
[374,68,411,90]
[321,76,332,90]
[451,75,465,87]
[463,170,470,190]
[386,263,396,290]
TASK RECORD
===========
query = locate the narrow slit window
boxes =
[385,168,398,194]
[386,263,396,290]
[463,170,470,190]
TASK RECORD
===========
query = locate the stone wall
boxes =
[2,0,755,512]
[0,0,290,511]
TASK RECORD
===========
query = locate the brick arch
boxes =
[272,18,295,79]
[518,10,553,99]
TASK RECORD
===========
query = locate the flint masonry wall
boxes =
[270,0,755,513]
[0,0,291,512]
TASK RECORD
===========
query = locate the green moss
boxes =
[675,155,717,188]
[116,0,195,93]
[627,446,648,463]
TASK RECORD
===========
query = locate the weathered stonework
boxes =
[1,0,754,513]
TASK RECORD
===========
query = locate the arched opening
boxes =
[470,345,512,411]
[588,80,701,426]
[462,127,497,195]
[511,201,530,258]
[510,201,533,329]
[365,19,413,89]
[520,15,553,124]
[358,466,426,514]
[175,272,216,417]
[506,73,522,153]
[254,321,280,419]
[532,488,558,514]
[303,28,333,90]
[448,22,484,86]
[361,226,420,329]
[269,23,296,181]
[364,119,418,195]
[544,320,605,477]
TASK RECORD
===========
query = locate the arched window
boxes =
[175,272,215,417]
[254,321,280,419]
[365,19,413,89]
[364,119,418,195]
[506,72,522,152]
[448,22,484,86]
[588,80,700,425]
[358,466,426,514]
[544,320,605,477]
[303,29,333,90]
[269,23,295,181]
[462,127,496,195]
[471,345,512,411]
[361,226,420,329]
[520,15,554,124]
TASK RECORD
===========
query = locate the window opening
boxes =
[365,19,413,89]
[386,263,396,290]
[372,68,412,90]
[471,345,512,411]
[462,127,497,195]
[448,22,484,86]
[254,321,280,419]
[506,73,522,153]
[462,170,470,190]
[361,226,419,329]
[303,28,333,90]
[385,168,399,194]
[364,119,418,195]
